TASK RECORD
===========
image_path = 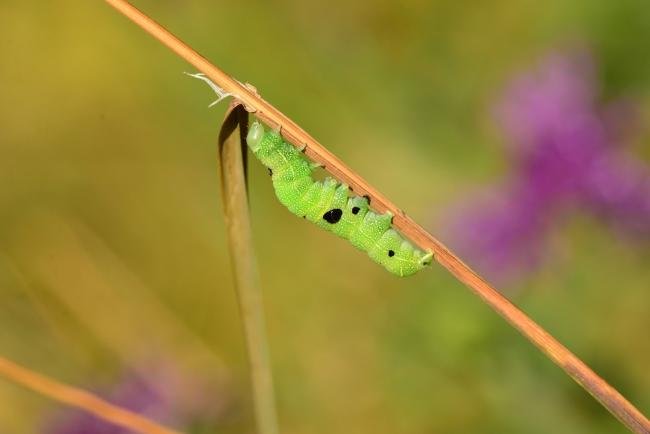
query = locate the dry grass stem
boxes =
[0,356,182,434]
[7,214,229,375]
[218,103,279,434]
[104,1,650,432]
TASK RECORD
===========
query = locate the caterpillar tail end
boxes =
[420,251,434,267]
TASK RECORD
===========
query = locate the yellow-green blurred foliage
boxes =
[0,1,648,433]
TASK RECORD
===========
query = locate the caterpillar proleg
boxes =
[246,121,433,277]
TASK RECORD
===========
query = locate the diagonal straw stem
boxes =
[0,356,182,434]
[103,1,650,432]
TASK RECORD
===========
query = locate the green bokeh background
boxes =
[0,1,648,433]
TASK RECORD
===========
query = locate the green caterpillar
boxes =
[246,121,433,277]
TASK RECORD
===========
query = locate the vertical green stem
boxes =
[218,103,279,434]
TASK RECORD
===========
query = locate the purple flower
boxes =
[444,50,650,283]
[42,360,228,434]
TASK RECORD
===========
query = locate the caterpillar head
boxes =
[246,121,265,152]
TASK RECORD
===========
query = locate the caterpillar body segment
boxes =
[246,121,433,277]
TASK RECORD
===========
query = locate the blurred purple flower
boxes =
[42,360,228,434]
[445,50,650,283]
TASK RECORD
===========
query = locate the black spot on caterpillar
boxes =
[322,208,343,224]
[246,121,432,276]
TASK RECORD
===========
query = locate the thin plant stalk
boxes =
[104,1,650,432]
[0,356,181,434]
[218,103,279,434]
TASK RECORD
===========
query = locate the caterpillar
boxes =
[246,121,433,277]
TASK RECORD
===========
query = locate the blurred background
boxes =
[0,0,649,433]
